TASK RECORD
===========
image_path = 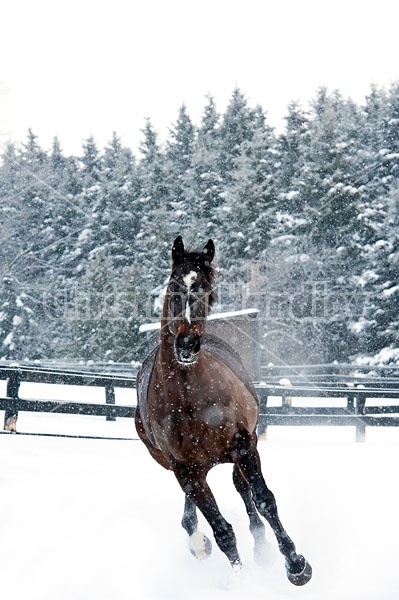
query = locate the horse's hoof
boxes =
[189,530,212,560]
[231,560,242,572]
[286,556,312,586]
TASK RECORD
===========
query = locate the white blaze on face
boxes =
[183,271,197,324]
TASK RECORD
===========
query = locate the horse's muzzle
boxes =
[175,331,201,364]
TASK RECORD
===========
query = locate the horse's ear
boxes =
[172,235,185,265]
[203,239,215,263]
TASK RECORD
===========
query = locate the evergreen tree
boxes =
[40,137,82,277]
[94,133,140,267]
[70,137,104,274]
[0,276,43,359]
[136,120,174,289]
[218,88,257,178]
[164,105,196,235]
[300,90,359,245]
[67,251,118,359]
[192,96,224,239]
[80,136,102,182]
[0,276,17,359]
[166,104,195,176]
[16,130,51,264]
[110,263,151,362]
[0,143,22,269]
[356,186,399,356]
[277,101,310,212]
[218,106,277,265]
[138,119,168,211]
[197,95,220,151]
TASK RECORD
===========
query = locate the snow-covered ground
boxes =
[0,381,398,600]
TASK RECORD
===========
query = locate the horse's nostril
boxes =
[176,332,200,354]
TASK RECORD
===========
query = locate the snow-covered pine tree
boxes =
[192,96,224,239]
[218,88,258,179]
[66,250,118,359]
[109,263,151,362]
[354,186,399,359]
[94,133,140,268]
[136,119,174,293]
[300,90,361,245]
[164,104,196,236]
[218,105,278,266]
[277,101,310,215]
[0,143,21,270]
[0,276,43,359]
[70,137,104,276]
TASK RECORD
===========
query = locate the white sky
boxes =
[1,0,399,156]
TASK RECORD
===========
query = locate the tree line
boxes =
[0,86,398,365]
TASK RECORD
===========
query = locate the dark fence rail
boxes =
[259,362,399,380]
[0,360,140,377]
[0,364,136,433]
[255,384,399,442]
[1,364,399,442]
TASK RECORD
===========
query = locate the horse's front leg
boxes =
[181,495,212,560]
[174,463,241,568]
[237,441,312,586]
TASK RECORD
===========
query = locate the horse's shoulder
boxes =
[136,345,160,446]
[202,332,241,363]
[202,333,258,399]
[137,345,159,391]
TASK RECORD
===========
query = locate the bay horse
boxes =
[135,236,312,585]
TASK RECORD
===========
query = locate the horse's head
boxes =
[166,235,215,365]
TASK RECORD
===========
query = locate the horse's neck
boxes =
[160,293,170,344]
[157,292,173,363]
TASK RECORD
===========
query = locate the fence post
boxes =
[280,378,293,409]
[355,387,366,443]
[105,383,116,421]
[4,367,22,432]
[252,314,262,382]
[346,382,355,411]
[257,388,268,440]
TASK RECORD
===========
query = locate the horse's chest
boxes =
[152,378,231,430]
[148,370,257,464]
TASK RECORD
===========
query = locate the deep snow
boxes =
[0,381,398,600]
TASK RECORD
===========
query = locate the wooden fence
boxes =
[1,363,399,442]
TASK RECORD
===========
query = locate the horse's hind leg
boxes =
[233,464,272,565]
[237,439,312,586]
[181,495,212,560]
